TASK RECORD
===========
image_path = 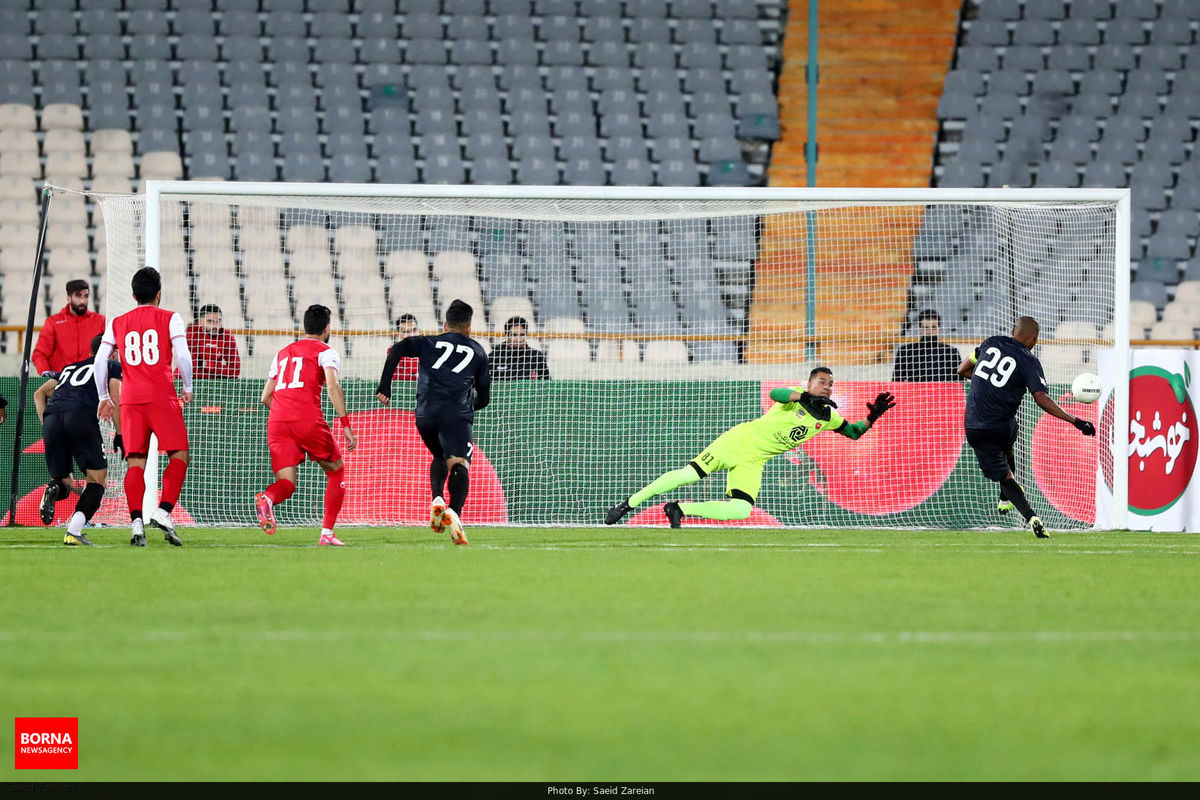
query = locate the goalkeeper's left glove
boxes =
[866,391,896,423]
[113,434,125,458]
[1072,417,1096,436]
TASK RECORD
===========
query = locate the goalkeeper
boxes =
[605,367,896,527]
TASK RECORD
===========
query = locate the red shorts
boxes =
[268,417,341,473]
[122,401,188,455]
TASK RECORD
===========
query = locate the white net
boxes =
[88,185,1124,530]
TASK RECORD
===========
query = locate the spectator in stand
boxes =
[891,309,963,383]
[391,313,420,382]
[491,316,551,380]
[186,304,242,379]
[0,393,7,424]
[33,279,106,378]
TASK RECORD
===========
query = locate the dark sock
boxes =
[1000,477,1036,521]
[448,463,469,515]
[430,458,449,499]
[56,479,72,500]
[131,510,142,522]
[158,500,174,513]
[76,482,104,521]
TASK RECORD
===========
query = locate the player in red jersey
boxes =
[94,267,193,547]
[255,304,358,546]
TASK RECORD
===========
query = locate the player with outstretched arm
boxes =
[606,367,896,527]
[957,316,1096,539]
[255,304,358,546]
[95,267,193,547]
[34,335,123,545]
[376,299,491,545]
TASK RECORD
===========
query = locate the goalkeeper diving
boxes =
[605,367,896,527]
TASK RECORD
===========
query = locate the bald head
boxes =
[1012,316,1040,348]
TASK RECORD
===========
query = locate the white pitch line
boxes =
[0,629,1197,646]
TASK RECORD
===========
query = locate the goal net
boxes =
[87,184,1129,531]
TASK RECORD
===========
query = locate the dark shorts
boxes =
[43,411,107,478]
[416,415,474,463]
[966,421,1019,482]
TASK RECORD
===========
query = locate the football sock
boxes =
[448,463,469,515]
[54,479,72,500]
[124,466,145,517]
[1000,477,1036,522]
[76,482,104,521]
[678,498,754,521]
[430,458,449,499]
[66,511,86,536]
[630,466,703,507]
[160,458,188,508]
[322,467,346,530]
[265,479,296,506]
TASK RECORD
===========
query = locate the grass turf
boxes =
[1,525,1198,781]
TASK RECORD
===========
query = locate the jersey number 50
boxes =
[975,346,1016,388]
[123,330,160,366]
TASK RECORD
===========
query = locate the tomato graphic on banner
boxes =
[762,382,965,515]
[1103,365,1199,516]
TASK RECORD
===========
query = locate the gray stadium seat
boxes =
[127,10,170,35]
[78,10,121,36]
[956,45,1000,71]
[37,35,78,61]
[680,43,723,70]
[1031,69,1074,96]
[964,20,1009,46]
[1046,43,1090,70]
[1077,69,1122,95]
[1055,116,1101,142]
[1024,0,1065,19]
[1115,0,1158,19]
[725,44,769,72]
[1092,43,1137,70]
[1012,19,1055,47]
[493,15,535,41]
[1104,18,1147,46]
[1139,44,1183,71]
[1035,161,1079,187]
[219,10,259,36]
[1071,0,1113,19]
[1060,19,1102,45]
[676,19,718,45]
[1130,280,1168,309]
[988,70,1028,95]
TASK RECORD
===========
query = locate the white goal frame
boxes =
[134,182,1131,531]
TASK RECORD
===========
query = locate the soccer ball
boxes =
[1071,372,1103,404]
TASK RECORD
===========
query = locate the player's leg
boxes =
[416,417,449,533]
[62,419,109,546]
[120,404,151,546]
[257,421,302,535]
[967,428,1045,539]
[997,420,1020,514]
[313,458,347,546]
[146,403,190,545]
[439,420,473,545]
[669,462,761,528]
[40,413,75,525]
[608,440,730,524]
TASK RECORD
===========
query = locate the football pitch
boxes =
[2,525,1198,782]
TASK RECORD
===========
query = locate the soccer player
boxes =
[376,299,491,545]
[254,304,358,546]
[956,316,1096,539]
[33,335,123,546]
[94,266,194,547]
[606,367,896,527]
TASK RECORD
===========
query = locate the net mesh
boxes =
[88,187,1120,530]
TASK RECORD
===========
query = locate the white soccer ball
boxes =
[1071,372,1103,404]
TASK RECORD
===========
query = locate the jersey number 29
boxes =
[975,346,1016,388]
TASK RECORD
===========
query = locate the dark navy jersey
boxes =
[45,357,122,417]
[377,331,491,420]
[964,335,1048,430]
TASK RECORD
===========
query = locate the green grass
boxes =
[2,525,1198,781]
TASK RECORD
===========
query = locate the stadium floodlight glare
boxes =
[85,182,1129,531]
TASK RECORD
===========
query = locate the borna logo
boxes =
[14,717,78,770]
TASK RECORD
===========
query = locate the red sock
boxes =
[124,466,145,517]
[322,467,346,530]
[160,458,188,506]
[265,479,296,506]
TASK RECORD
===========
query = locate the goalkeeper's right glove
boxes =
[866,391,896,423]
[1072,417,1096,436]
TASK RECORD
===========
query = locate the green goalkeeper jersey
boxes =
[719,387,848,460]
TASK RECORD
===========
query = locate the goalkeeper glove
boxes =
[800,391,838,409]
[41,370,58,379]
[866,391,896,423]
[113,434,125,458]
[1072,417,1096,436]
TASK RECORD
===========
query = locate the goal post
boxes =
[87,182,1130,531]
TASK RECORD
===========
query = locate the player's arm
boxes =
[169,313,194,404]
[325,365,357,452]
[1033,391,1095,435]
[768,387,804,404]
[109,375,124,455]
[260,378,276,409]
[474,351,492,410]
[33,378,57,423]
[94,321,117,420]
[957,348,978,380]
[377,337,420,404]
[32,322,56,377]
[834,392,897,440]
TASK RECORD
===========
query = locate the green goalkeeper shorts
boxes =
[695,433,765,503]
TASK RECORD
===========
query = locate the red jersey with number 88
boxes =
[268,338,342,422]
[103,305,186,405]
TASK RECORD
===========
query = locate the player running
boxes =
[376,299,491,545]
[34,335,123,546]
[95,267,193,547]
[254,304,358,546]
[957,316,1096,539]
[606,367,896,527]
